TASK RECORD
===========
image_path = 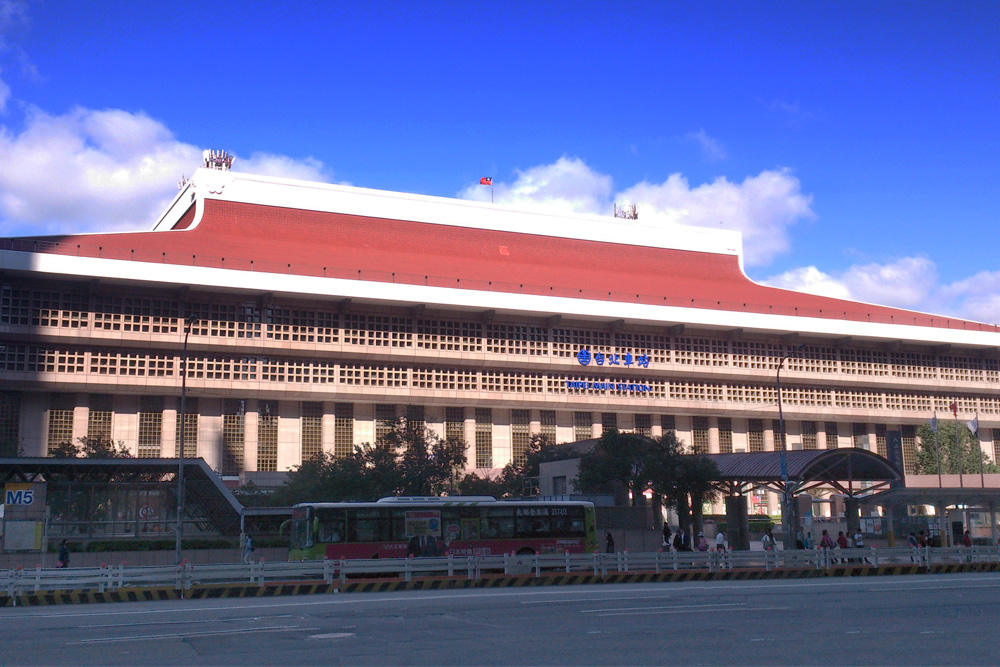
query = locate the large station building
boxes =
[2,156,1000,516]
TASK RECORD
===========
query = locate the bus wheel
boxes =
[516,547,535,556]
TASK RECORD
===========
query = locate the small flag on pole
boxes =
[949,401,958,416]
[930,415,938,432]
[480,177,492,186]
[966,415,979,435]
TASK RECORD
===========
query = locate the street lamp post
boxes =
[175,315,197,565]
[777,343,806,550]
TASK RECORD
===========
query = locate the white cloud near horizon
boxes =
[0,106,332,236]
[461,157,814,268]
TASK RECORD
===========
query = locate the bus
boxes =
[288,496,598,560]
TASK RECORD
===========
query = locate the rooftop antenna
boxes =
[177,174,189,190]
[202,149,235,171]
[613,203,638,220]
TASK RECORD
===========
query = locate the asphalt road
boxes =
[2,573,998,665]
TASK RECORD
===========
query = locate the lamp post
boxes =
[777,342,806,550]
[175,315,197,565]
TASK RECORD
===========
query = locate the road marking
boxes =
[582,602,745,614]
[522,595,671,605]
[593,606,788,617]
[80,614,294,629]
[70,625,319,644]
[306,632,356,640]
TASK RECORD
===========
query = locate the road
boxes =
[1,573,997,665]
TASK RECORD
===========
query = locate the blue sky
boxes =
[1,1,998,321]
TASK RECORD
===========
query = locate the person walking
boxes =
[605,531,615,554]
[57,540,70,568]
[662,523,672,549]
[696,532,709,552]
[715,530,726,553]
[761,529,776,552]
[243,534,254,564]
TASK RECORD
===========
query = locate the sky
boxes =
[0,1,998,322]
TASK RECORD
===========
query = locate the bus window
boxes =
[318,510,346,543]
[353,508,389,542]
[483,508,515,539]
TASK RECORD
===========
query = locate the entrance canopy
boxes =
[705,449,902,498]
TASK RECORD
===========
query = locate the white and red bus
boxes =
[288,496,598,560]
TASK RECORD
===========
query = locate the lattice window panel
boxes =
[221,399,246,475]
[875,424,887,457]
[834,391,883,410]
[485,323,547,356]
[613,332,671,364]
[334,403,354,457]
[980,397,1000,415]
[801,421,818,450]
[257,400,279,472]
[176,397,198,458]
[375,404,396,441]
[718,417,733,453]
[265,308,338,343]
[985,358,1000,384]
[29,349,85,374]
[691,416,709,454]
[885,393,933,412]
[87,394,113,441]
[731,341,780,370]
[668,382,724,402]
[0,285,31,326]
[825,422,840,448]
[674,337,729,366]
[634,414,652,438]
[412,368,477,391]
[0,392,21,454]
[852,422,868,449]
[726,384,775,405]
[475,408,493,468]
[415,318,483,352]
[0,345,27,372]
[339,365,408,387]
[482,372,544,394]
[551,328,612,359]
[445,407,465,441]
[197,303,262,339]
[938,355,982,382]
[32,290,88,328]
[283,361,336,384]
[901,425,917,474]
[540,410,557,442]
[786,346,838,374]
[890,352,936,379]
[511,409,531,466]
[343,314,413,347]
[90,352,174,377]
[994,429,1000,464]
[93,295,178,334]
[137,396,163,458]
[300,402,323,462]
[574,412,592,441]
[601,412,618,432]
[747,419,765,453]
[840,349,889,376]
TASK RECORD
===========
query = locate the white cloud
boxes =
[235,152,331,183]
[938,270,1000,324]
[617,169,814,267]
[0,70,9,113]
[458,156,613,216]
[761,266,852,300]
[685,129,727,162]
[0,106,333,236]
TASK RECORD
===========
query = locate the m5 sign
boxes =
[4,483,35,506]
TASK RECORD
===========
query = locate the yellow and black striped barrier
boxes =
[5,561,1000,606]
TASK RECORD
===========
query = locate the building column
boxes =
[708,416,720,454]
[276,400,299,471]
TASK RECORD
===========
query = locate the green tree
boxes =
[576,429,656,506]
[647,431,721,542]
[50,436,133,458]
[915,420,999,475]
[463,434,565,499]
[270,417,468,505]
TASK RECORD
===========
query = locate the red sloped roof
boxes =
[4,199,995,333]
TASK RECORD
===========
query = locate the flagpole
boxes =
[491,183,494,204]
[954,404,964,488]
[977,412,984,489]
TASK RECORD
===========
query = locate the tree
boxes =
[270,417,468,505]
[50,436,133,458]
[576,429,656,505]
[647,431,721,542]
[461,434,565,499]
[915,420,999,475]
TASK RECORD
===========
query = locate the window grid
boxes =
[692,416,709,454]
[137,396,163,458]
[540,410,557,442]
[475,408,493,468]
[175,397,199,458]
[634,414,652,438]
[574,412,592,441]
[445,407,465,441]
[301,402,323,462]
[257,400,279,472]
[334,403,354,458]
[718,417,733,454]
[801,421,818,450]
[511,409,531,466]
[747,419,765,453]
[221,399,245,475]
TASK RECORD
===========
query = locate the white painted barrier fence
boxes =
[4,546,999,598]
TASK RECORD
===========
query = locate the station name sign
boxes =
[565,381,652,393]
[576,349,651,368]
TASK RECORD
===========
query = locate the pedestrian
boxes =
[836,531,849,549]
[696,532,709,552]
[803,531,813,550]
[962,530,972,548]
[662,523,672,548]
[672,531,685,552]
[57,540,70,568]
[243,534,254,564]
[715,530,726,553]
[761,528,776,552]
[907,532,918,548]
[819,529,835,549]
[795,529,805,550]
[853,528,864,549]
[606,531,615,554]
[917,530,927,548]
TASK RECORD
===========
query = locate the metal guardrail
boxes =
[4,547,999,601]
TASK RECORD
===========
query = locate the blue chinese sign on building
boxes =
[576,348,651,368]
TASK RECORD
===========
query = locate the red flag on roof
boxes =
[480,177,492,186]
[949,402,958,416]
